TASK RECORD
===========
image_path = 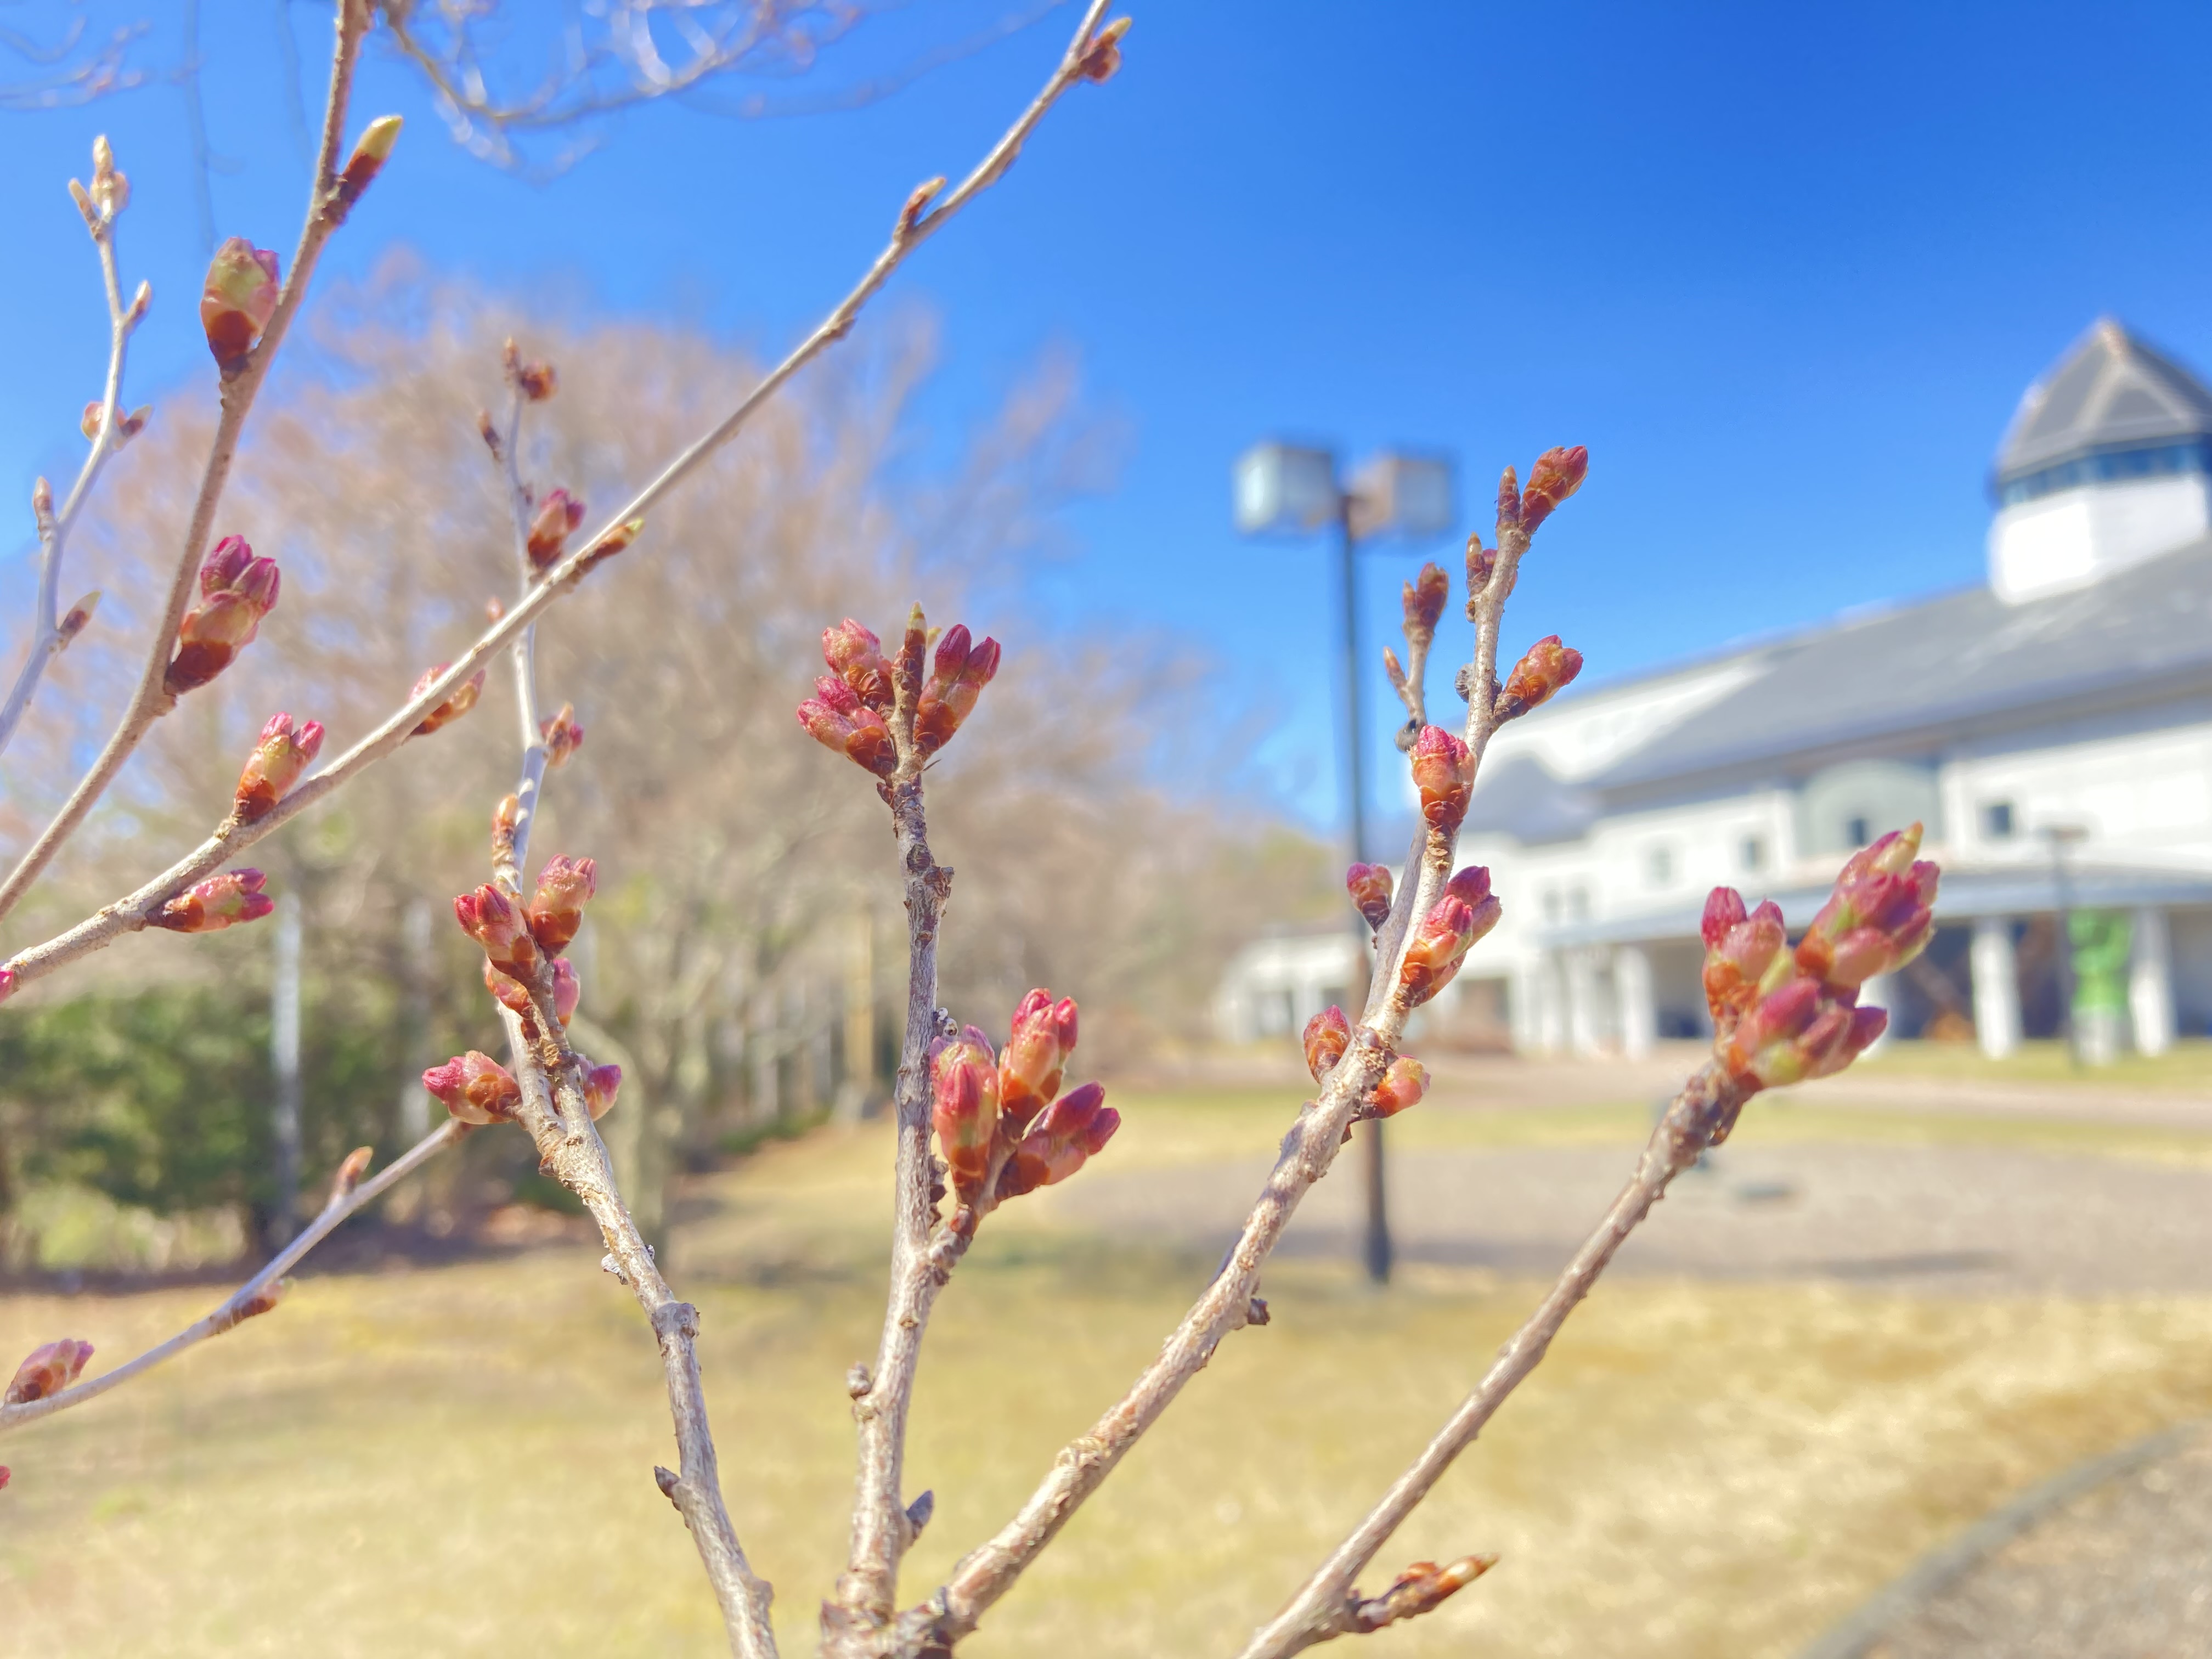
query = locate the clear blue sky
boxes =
[7,1,2211,834]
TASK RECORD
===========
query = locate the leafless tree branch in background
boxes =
[0,1,148,110]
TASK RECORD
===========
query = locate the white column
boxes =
[2131,906,2176,1057]
[1970,917,2022,1059]
[1537,953,1568,1053]
[1566,949,1605,1057]
[1614,945,1656,1059]
[1509,961,1542,1052]
[1860,972,1895,1055]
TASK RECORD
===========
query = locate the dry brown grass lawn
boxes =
[5,1082,2211,1658]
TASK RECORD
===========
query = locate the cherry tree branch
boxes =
[0,0,374,927]
[0,172,145,760]
[1236,1063,1748,1657]
[0,0,1123,995]
[0,1122,467,1435]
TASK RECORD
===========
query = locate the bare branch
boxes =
[0,1122,467,1435]
[0,0,375,927]
[0,12,149,110]
[0,0,1121,996]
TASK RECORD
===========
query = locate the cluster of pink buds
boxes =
[1304,1005,1351,1082]
[913,623,1001,757]
[454,884,539,980]
[1701,823,1939,1092]
[5,1339,93,1406]
[486,955,579,1024]
[410,664,487,736]
[1410,726,1475,836]
[928,988,1118,1226]
[329,115,401,224]
[527,856,596,954]
[165,535,279,696]
[200,239,280,367]
[1401,562,1448,648]
[1397,866,1502,1007]
[424,1051,521,1125]
[799,674,896,777]
[1494,635,1583,723]
[153,868,271,933]
[540,703,584,768]
[526,488,586,572]
[822,618,894,707]
[1346,862,1393,932]
[234,713,324,822]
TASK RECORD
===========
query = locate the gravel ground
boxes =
[1051,1136,2212,1295]
[1859,1430,2212,1658]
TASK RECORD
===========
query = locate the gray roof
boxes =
[1995,318,2212,481]
[1460,752,1598,844]
[1588,536,2212,795]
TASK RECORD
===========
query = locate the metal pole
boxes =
[270,892,303,1246]
[1338,495,1391,1286]
[2050,834,2078,1066]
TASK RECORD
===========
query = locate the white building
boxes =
[1454,318,2212,1059]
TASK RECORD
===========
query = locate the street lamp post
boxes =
[1233,441,1455,1286]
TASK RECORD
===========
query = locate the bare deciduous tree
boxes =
[0,3,1945,1655]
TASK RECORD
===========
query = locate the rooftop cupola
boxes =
[1987,318,2212,603]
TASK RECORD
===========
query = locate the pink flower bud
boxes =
[1304,1005,1352,1083]
[1402,563,1449,647]
[582,1060,622,1120]
[813,675,861,716]
[330,114,400,222]
[1346,863,1393,932]
[1399,894,1488,1007]
[4,1339,94,1406]
[165,535,280,695]
[1519,445,1589,534]
[0,968,16,1006]
[526,488,586,572]
[999,989,1080,1132]
[152,868,272,933]
[454,883,539,979]
[1410,725,1475,834]
[822,618,894,710]
[1496,465,1522,535]
[411,664,487,736]
[996,1081,1118,1200]
[527,855,596,955]
[1494,635,1583,721]
[330,1145,374,1203]
[796,695,897,777]
[58,591,98,646]
[1441,865,1494,910]
[200,238,280,365]
[1465,532,1497,598]
[930,1026,1001,1206]
[234,712,325,822]
[1795,823,1939,989]
[423,1051,521,1125]
[1369,1056,1429,1119]
[1701,886,1748,949]
[540,703,584,769]
[915,624,1001,756]
[483,955,578,1024]
[1702,898,1788,1021]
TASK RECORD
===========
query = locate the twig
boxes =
[1235,1063,1747,1658]
[825,612,958,1654]
[0,1121,467,1435]
[0,0,373,927]
[0,0,1121,995]
[0,156,144,760]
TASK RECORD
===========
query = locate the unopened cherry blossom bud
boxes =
[999,989,1080,1132]
[411,664,487,736]
[1519,444,1589,535]
[1346,862,1393,932]
[822,618,894,710]
[166,535,280,695]
[1402,563,1448,647]
[89,134,128,219]
[1496,465,1522,535]
[527,855,596,955]
[1720,980,1887,1090]
[540,703,584,768]
[1464,531,1497,602]
[582,1061,622,1120]
[57,591,98,647]
[424,1051,521,1125]
[1077,14,1130,81]
[1793,822,1939,989]
[1304,1005,1352,1083]
[225,1279,289,1325]
[797,696,897,777]
[1398,893,1487,1007]
[200,238,280,366]
[930,1026,1001,1205]
[996,1081,1119,1199]
[514,359,557,402]
[526,488,586,572]
[574,515,643,577]
[1701,886,1748,949]
[1494,635,1582,721]
[1410,725,1475,834]
[1369,1056,1429,1118]
[1701,896,1788,1022]
[153,868,272,933]
[455,883,539,979]
[5,1339,94,1406]
[550,955,582,1024]
[915,624,1001,755]
[330,1145,374,1203]
[331,115,400,222]
[234,712,325,822]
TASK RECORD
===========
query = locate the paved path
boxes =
[1053,1137,2212,1295]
